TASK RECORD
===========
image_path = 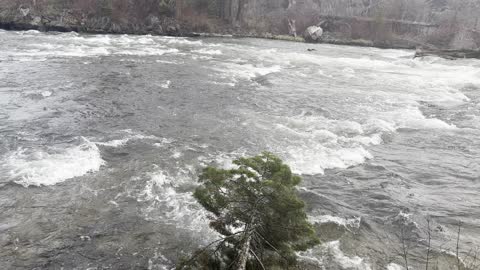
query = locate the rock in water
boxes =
[304,26,323,42]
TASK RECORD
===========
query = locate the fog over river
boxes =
[0,30,479,269]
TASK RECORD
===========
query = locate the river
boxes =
[0,30,479,270]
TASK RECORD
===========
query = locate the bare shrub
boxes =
[426,22,458,48]
[179,6,214,32]
[71,0,99,16]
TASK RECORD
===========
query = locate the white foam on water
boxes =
[160,80,171,89]
[18,30,41,35]
[160,37,204,46]
[135,36,156,45]
[191,55,213,61]
[286,145,372,175]
[148,249,171,270]
[12,45,110,58]
[41,91,52,97]
[115,48,179,56]
[379,107,457,130]
[95,131,160,147]
[197,150,247,170]
[394,211,419,228]
[138,168,214,236]
[96,137,132,147]
[153,138,175,148]
[3,137,105,187]
[386,263,405,270]
[348,133,383,145]
[261,49,480,109]
[318,69,334,78]
[6,33,188,59]
[309,215,361,229]
[342,67,356,78]
[326,241,372,270]
[253,96,459,174]
[298,241,372,270]
[214,63,282,81]
[255,115,383,175]
[192,48,222,55]
[210,81,236,87]
[171,150,182,159]
[155,59,181,65]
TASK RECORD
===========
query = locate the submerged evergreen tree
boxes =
[179,152,320,270]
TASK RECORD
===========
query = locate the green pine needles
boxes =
[179,152,320,270]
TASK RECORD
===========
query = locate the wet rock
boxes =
[31,16,41,26]
[166,25,177,35]
[79,235,91,241]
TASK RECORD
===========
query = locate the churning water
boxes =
[0,29,479,269]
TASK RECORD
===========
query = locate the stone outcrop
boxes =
[304,26,323,42]
[0,4,180,35]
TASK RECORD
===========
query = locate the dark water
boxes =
[0,30,479,269]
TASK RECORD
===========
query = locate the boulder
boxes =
[31,16,42,26]
[304,26,323,42]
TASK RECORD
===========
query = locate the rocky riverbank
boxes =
[414,48,480,60]
[0,5,185,36]
[0,10,417,52]
[1,1,478,59]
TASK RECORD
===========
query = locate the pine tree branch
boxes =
[250,249,266,270]
[177,231,245,270]
[254,231,291,264]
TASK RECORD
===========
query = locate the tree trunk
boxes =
[288,19,297,37]
[234,232,252,270]
[230,0,239,25]
[288,0,296,9]
[176,0,183,19]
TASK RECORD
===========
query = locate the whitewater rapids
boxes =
[0,30,479,269]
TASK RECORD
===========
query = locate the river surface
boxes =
[0,30,479,270]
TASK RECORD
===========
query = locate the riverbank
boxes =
[0,19,418,51]
[415,48,480,60]
[1,15,477,59]
[0,4,419,52]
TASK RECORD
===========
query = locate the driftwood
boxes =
[414,48,480,60]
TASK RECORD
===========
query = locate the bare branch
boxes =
[456,222,462,270]
[426,218,431,270]
[250,249,266,270]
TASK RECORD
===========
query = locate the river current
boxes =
[0,30,479,269]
